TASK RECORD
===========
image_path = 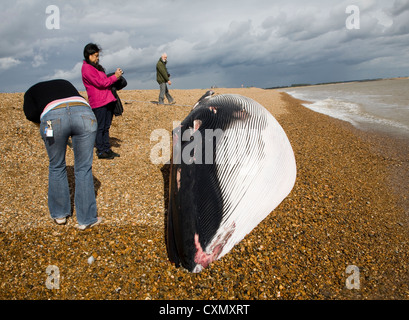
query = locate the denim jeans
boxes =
[40,104,98,225]
[92,103,114,154]
[159,83,174,104]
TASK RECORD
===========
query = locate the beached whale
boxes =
[166,91,296,273]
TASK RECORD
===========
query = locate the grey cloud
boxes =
[1,0,408,92]
[389,0,409,16]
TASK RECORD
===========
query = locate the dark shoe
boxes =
[97,151,115,159]
[169,101,176,105]
[107,149,120,157]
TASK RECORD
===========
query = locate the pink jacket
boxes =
[81,61,117,109]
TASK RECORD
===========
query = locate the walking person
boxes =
[81,43,123,159]
[156,53,175,105]
[23,79,102,230]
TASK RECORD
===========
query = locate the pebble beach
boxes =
[0,87,408,300]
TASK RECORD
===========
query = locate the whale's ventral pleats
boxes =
[166,92,297,272]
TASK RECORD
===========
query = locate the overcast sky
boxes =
[1,0,408,93]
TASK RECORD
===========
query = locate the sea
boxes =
[280,78,409,140]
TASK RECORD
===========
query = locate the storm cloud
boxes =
[1,0,408,92]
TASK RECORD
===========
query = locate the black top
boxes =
[23,79,84,123]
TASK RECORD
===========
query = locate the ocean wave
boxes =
[302,98,409,133]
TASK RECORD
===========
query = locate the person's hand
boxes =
[115,68,123,79]
[168,80,172,85]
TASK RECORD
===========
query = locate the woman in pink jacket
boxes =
[82,43,123,159]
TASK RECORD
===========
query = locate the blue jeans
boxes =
[40,104,98,225]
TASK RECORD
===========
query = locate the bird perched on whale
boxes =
[166,91,296,273]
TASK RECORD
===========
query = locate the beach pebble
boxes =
[1,88,409,300]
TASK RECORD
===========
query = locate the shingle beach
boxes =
[1,88,408,300]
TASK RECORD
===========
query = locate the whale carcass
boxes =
[166,91,296,273]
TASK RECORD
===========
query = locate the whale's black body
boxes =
[167,91,296,272]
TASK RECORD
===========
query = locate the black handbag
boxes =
[107,73,127,116]
[111,88,124,116]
